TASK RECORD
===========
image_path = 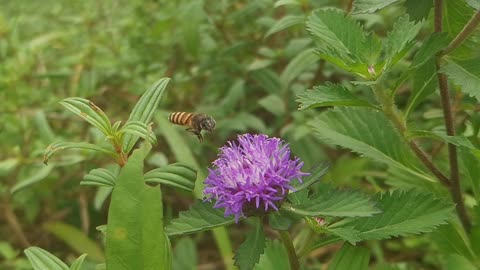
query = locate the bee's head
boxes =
[201,116,216,133]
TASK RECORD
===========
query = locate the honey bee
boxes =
[168,112,216,142]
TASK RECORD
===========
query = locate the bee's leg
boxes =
[195,132,203,142]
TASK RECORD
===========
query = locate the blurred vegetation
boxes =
[1,0,479,269]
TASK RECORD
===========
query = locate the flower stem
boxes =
[279,231,300,270]
[434,0,471,232]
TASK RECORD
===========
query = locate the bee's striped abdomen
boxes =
[168,112,194,127]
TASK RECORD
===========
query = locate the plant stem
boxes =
[372,86,450,187]
[279,231,300,270]
[442,9,480,56]
[434,0,471,232]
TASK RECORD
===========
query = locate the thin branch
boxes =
[2,201,31,248]
[443,9,480,56]
[408,141,451,187]
[279,231,300,270]
[434,0,471,232]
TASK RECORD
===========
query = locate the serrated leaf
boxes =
[11,165,53,194]
[280,48,317,88]
[406,59,438,118]
[268,211,295,231]
[255,240,289,270]
[326,226,361,244]
[119,120,157,145]
[43,222,104,262]
[296,83,375,110]
[383,15,421,69]
[265,15,305,38]
[60,98,112,136]
[70,254,88,270]
[145,163,196,192]
[352,0,401,14]
[432,223,476,260]
[258,94,286,116]
[310,107,432,181]
[24,247,69,270]
[328,243,370,270]
[82,167,117,187]
[440,57,480,101]
[166,201,235,236]
[234,218,265,270]
[43,142,116,165]
[406,130,479,151]
[286,185,379,217]
[411,33,450,68]
[291,161,330,192]
[334,191,455,242]
[443,0,477,58]
[404,0,433,21]
[123,77,170,153]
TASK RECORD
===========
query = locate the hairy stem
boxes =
[279,231,300,270]
[434,0,471,232]
[372,86,450,187]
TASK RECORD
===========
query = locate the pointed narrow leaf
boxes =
[405,59,438,117]
[11,165,53,194]
[291,161,330,191]
[60,97,112,135]
[234,218,265,270]
[43,142,116,165]
[296,83,375,110]
[406,130,479,151]
[383,15,421,69]
[258,94,286,116]
[352,0,401,14]
[166,201,235,236]
[24,247,69,270]
[120,120,157,145]
[265,15,305,37]
[286,185,379,217]
[280,48,317,88]
[440,57,480,101]
[328,244,370,270]
[145,163,197,192]
[172,238,197,270]
[310,107,433,181]
[70,254,88,270]
[251,69,282,94]
[82,168,118,187]
[334,191,455,242]
[411,33,450,68]
[123,78,170,153]
[274,0,300,8]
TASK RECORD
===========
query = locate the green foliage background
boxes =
[1,0,480,269]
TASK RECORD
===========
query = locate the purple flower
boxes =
[204,134,308,222]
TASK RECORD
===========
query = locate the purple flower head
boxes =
[204,133,308,222]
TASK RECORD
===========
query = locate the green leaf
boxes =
[411,33,450,68]
[326,226,361,244]
[352,0,401,14]
[291,161,330,192]
[404,0,433,21]
[172,238,197,270]
[265,15,305,37]
[255,240,289,270]
[459,148,480,200]
[406,130,479,151]
[69,254,88,270]
[106,143,170,270]
[258,94,286,116]
[119,120,157,145]
[280,48,317,88]
[24,247,69,270]
[33,110,55,142]
[274,0,301,8]
[166,201,235,236]
[43,222,104,262]
[145,163,197,192]
[440,57,480,101]
[310,107,432,182]
[251,68,282,94]
[432,223,476,260]
[328,243,370,270]
[443,0,477,58]
[11,165,53,194]
[286,185,379,217]
[60,97,112,136]
[466,0,480,9]
[405,59,438,118]
[444,254,478,270]
[82,167,117,187]
[233,218,265,270]
[296,83,375,110]
[43,142,116,165]
[123,77,170,153]
[334,191,455,242]
[383,15,421,69]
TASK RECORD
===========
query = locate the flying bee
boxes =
[168,112,216,142]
